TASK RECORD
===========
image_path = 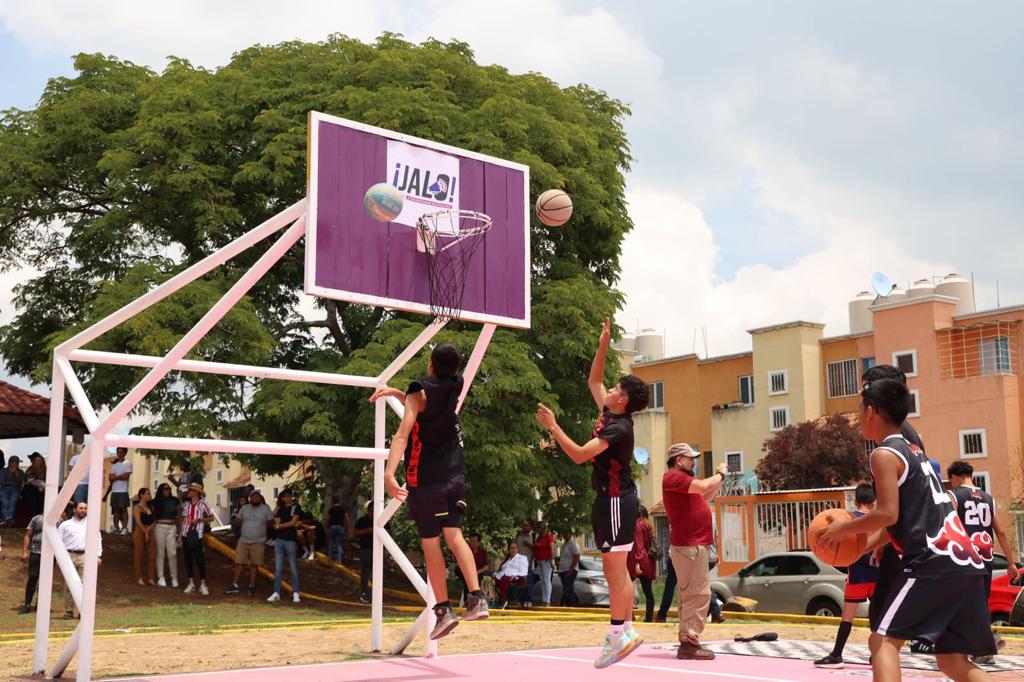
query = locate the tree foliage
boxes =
[755,414,868,491]
[0,35,634,542]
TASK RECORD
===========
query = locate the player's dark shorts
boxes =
[874,572,996,657]
[591,493,638,554]
[110,492,130,511]
[405,475,467,539]
[868,546,900,630]
[844,580,876,603]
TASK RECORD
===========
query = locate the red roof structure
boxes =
[0,379,88,439]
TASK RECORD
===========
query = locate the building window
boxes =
[725,451,743,474]
[908,389,920,417]
[738,375,754,404]
[959,429,987,458]
[647,381,664,410]
[861,356,876,374]
[974,471,990,494]
[768,369,788,395]
[893,350,917,377]
[864,439,878,456]
[215,493,223,507]
[979,336,1011,375]
[272,487,280,500]
[770,406,790,431]
[216,470,225,484]
[153,459,161,473]
[827,359,859,398]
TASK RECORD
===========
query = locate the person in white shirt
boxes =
[494,542,530,608]
[67,451,91,505]
[106,447,132,535]
[58,501,102,619]
[558,530,581,606]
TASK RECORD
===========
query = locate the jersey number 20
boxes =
[963,500,992,528]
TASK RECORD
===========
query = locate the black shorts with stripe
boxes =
[873,572,995,657]
[591,493,638,554]
[406,475,467,539]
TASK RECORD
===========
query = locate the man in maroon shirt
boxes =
[662,443,729,660]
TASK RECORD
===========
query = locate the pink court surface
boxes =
[102,642,1023,682]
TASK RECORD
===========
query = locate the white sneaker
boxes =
[293,592,301,603]
[306,552,315,561]
[171,578,179,588]
[156,577,167,587]
[199,583,209,596]
[267,592,280,602]
[183,582,196,594]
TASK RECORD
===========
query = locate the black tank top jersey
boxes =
[873,434,987,576]
[951,485,996,568]
[590,408,636,497]
[403,375,465,488]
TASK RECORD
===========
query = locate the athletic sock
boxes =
[609,619,626,638]
[831,621,853,658]
[470,589,484,597]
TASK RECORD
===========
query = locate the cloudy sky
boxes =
[1,0,1022,375]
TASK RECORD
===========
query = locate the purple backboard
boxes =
[305,112,530,328]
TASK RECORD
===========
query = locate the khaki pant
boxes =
[154,523,178,581]
[62,553,86,616]
[670,544,710,645]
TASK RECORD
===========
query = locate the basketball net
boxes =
[415,209,492,322]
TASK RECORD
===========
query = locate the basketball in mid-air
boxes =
[363,182,404,222]
[535,189,573,227]
[807,508,867,567]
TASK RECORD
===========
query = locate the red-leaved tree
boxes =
[755,414,868,491]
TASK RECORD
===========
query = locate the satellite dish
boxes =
[633,447,650,466]
[871,272,895,298]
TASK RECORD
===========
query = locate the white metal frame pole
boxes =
[32,357,66,673]
[371,398,385,651]
[75,437,106,681]
[457,324,496,412]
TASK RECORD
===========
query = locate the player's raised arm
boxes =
[536,403,609,464]
[588,318,612,410]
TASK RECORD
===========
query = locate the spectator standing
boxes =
[533,521,555,606]
[514,520,535,605]
[153,483,180,587]
[66,450,91,504]
[662,443,728,660]
[628,505,657,622]
[655,517,677,621]
[268,489,302,603]
[557,530,581,607]
[23,453,46,516]
[132,487,157,586]
[226,489,274,597]
[169,460,203,500]
[58,501,102,618]
[19,513,44,613]
[180,483,214,596]
[108,447,133,535]
[354,501,373,602]
[326,495,348,563]
[0,455,24,525]
[494,543,531,608]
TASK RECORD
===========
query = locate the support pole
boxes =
[76,439,106,681]
[457,323,496,412]
[371,398,385,652]
[33,358,66,673]
[378,320,447,384]
[47,625,81,679]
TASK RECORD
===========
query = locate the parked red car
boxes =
[989,572,1023,626]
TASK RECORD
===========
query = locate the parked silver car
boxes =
[526,556,641,607]
[710,551,868,618]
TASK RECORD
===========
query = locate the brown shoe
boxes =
[677,642,715,660]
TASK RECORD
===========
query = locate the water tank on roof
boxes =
[616,334,637,353]
[935,273,976,316]
[848,291,874,334]
[636,329,664,361]
[886,285,907,302]
[908,278,934,298]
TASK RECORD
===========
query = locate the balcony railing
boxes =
[937,321,1019,379]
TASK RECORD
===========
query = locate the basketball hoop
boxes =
[415,209,493,322]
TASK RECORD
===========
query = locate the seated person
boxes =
[494,542,531,607]
[297,509,320,561]
[453,532,491,603]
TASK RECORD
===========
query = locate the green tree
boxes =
[0,35,634,540]
[755,414,868,491]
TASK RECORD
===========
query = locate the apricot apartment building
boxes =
[624,274,1023,551]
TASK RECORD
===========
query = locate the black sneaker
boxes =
[247,585,256,597]
[463,592,489,621]
[972,655,995,665]
[359,593,370,603]
[224,584,240,594]
[18,604,31,614]
[813,654,844,668]
[429,605,459,640]
[909,639,935,654]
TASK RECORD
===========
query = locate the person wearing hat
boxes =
[0,454,25,525]
[23,453,47,517]
[662,443,729,660]
[180,483,214,596]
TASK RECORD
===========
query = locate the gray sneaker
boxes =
[463,592,489,621]
[429,605,459,640]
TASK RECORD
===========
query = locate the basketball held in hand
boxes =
[807,508,867,568]
[535,189,573,227]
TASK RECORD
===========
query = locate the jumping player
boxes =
[536,319,650,669]
[377,342,488,640]
[948,459,1020,664]
[814,482,879,669]
[820,378,993,682]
